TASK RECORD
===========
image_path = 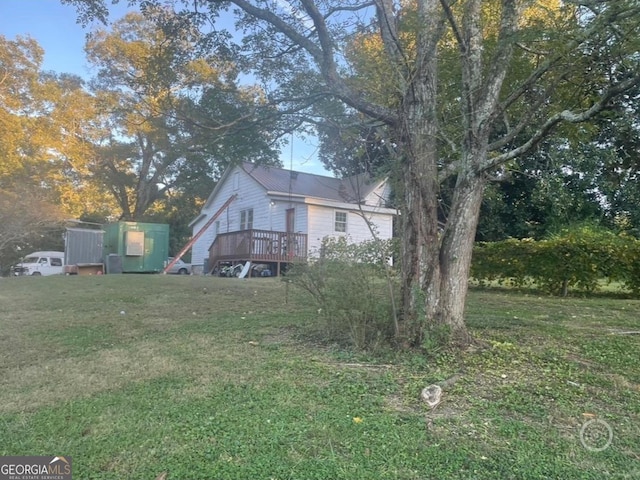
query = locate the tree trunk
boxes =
[396,24,442,347]
[399,160,485,348]
[399,158,485,348]
[398,155,441,346]
[435,169,485,346]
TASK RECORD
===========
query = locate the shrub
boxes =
[471,226,640,296]
[287,236,399,350]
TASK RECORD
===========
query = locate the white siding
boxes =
[191,166,270,268]
[365,181,391,207]
[267,201,309,234]
[306,204,393,256]
[191,216,216,270]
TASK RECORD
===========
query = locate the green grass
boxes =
[1,275,639,479]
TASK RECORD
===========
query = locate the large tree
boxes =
[585,83,640,236]
[477,139,608,241]
[0,35,112,218]
[66,0,640,347]
[84,9,281,219]
[478,79,640,242]
[0,35,43,182]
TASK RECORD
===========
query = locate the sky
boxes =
[0,0,333,177]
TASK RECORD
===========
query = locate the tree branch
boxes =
[497,1,640,117]
[439,0,466,52]
[211,0,398,125]
[482,73,640,172]
[477,0,520,130]
[374,0,407,72]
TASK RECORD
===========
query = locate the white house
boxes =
[189,162,396,275]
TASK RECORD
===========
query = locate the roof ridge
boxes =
[242,161,340,181]
[240,161,384,205]
[242,161,378,184]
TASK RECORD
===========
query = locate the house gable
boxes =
[190,165,270,267]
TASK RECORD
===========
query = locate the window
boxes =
[335,211,347,232]
[125,231,144,256]
[215,220,220,235]
[50,257,62,267]
[240,208,254,230]
[233,172,240,190]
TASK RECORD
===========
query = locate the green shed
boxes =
[103,221,169,273]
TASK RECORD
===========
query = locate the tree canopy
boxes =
[0,34,109,268]
[0,35,109,217]
[84,10,282,220]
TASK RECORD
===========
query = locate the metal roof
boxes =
[240,162,382,205]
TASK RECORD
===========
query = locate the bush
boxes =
[471,226,640,296]
[287,236,399,350]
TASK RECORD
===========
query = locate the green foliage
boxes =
[0,35,113,219]
[287,237,399,350]
[477,141,609,242]
[85,11,283,220]
[472,225,640,295]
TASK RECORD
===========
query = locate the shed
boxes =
[63,227,106,275]
[103,221,169,273]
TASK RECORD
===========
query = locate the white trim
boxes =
[334,210,348,233]
[266,191,396,215]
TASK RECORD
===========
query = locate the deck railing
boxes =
[208,229,307,265]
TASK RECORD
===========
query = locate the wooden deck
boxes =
[208,229,307,275]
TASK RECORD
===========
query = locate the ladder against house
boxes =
[163,194,237,275]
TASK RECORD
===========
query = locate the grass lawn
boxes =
[0,274,639,479]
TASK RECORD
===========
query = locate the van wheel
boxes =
[32,272,42,276]
[178,268,188,275]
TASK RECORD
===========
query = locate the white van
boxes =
[12,251,65,276]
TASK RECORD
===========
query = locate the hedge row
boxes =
[471,227,640,296]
